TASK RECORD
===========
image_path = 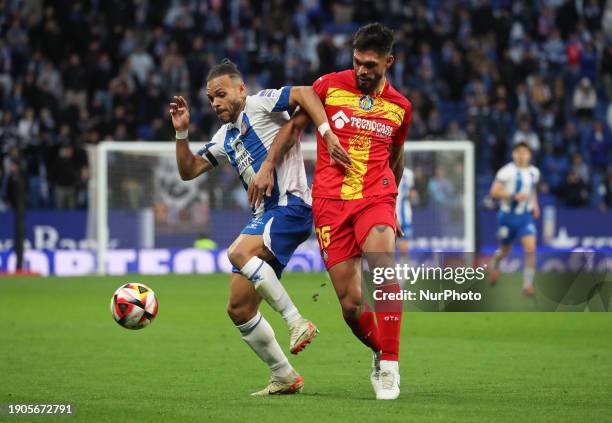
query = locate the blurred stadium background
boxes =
[0,0,611,274]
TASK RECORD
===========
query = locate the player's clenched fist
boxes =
[169,95,190,131]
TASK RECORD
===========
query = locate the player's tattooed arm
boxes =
[170,95,213,180]
[247,111,310,208]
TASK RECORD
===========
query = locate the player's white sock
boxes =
[523,266,535,289]
[237,312,294,378]
[241,257,301,325]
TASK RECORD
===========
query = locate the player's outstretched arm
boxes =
[247,110,310,208]
[169,95,212,180]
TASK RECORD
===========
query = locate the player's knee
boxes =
[228,242,264,269]
[364,226,395,252]
[340,298,361,320]
[522,240,536,254]
[227,245,249,268]
[226,301,256,325]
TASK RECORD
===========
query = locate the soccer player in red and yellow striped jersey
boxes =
[249,23,411,400]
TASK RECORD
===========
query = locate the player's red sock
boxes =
[375,283,403,361]
[343,304,381,352]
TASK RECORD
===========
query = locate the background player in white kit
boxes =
[488,142,541,296]
[169,60,338,395]
[396,167,416,259]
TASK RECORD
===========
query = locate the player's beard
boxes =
[218,98,243,124]
[355,72,383,94]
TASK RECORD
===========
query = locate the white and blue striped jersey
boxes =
[396,167,414,227]
[495,162,540,215]
[197,86,311,215]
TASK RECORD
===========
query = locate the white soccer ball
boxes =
[110,283,158,330]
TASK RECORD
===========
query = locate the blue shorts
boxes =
[232,204,313,278]
[497,211,536,245]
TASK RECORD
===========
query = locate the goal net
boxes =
[88,139,474,275]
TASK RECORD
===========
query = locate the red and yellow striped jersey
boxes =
[312,69,412,200]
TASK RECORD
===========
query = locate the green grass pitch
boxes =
[1,273,611,422]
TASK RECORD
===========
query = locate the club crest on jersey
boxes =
[359,95,374,111]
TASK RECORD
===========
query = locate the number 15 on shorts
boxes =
[315,226,331,249]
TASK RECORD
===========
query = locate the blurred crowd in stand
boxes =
[1,0,611,211]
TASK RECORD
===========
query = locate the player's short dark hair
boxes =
[513,142,532,152]
[206,59,243,83]
[353,23,394,56]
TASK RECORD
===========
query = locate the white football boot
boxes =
[288,318,319,354]
[251,370,304,396]
[376,360,400,400]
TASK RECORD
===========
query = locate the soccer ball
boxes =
[110,283,158,330]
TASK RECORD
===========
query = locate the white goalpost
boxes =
[89,139,475,275]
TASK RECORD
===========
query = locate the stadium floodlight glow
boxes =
[90,139,475,275]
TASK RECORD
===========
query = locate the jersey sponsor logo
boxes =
[331,110,350,129]
[359,95,374,110]
[349,116,393,136]
[331,109,393,136]
[232,138,254,176]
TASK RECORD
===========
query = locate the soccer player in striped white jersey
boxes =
[396,167,416,258]
[169,60,340,395]
[488,142,541,296]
